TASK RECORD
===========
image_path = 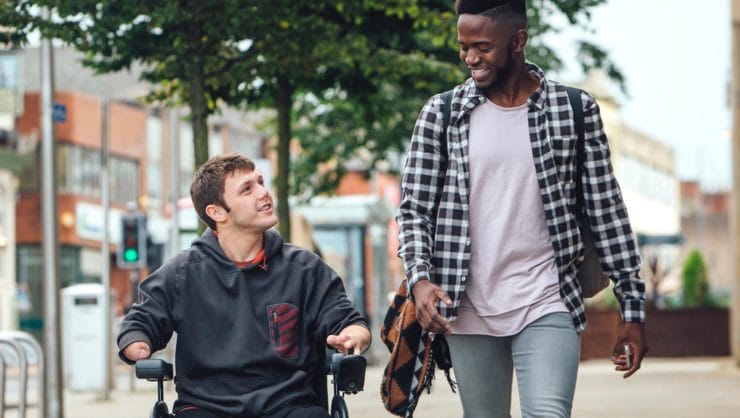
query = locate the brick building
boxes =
[14,90,152,336]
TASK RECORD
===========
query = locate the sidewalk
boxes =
[55,357,740,418]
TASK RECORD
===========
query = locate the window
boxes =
[110,156,138,205]
[48,143,140,204]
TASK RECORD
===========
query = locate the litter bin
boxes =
[61,283,107,391]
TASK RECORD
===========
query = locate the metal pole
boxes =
[731,0,740,367]
[40,9,63,417]
[169,108,180,256]
[129,270,140,307]
[100,99,112,399]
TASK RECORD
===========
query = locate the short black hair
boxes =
[455,0,527,27]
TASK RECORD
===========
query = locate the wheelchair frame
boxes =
[135,350,366,418]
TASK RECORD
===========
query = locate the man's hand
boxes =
[327,324,371,354]
[610,322,648,378]
[411,280,452,335]
[123,341,151,362]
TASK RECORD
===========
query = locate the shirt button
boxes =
[461,276,467,282]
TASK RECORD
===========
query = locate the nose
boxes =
[464,50,479,66]
[256,184,271,200]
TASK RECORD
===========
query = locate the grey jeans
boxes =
[447,312,580,418]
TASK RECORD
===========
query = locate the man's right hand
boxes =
[411,280,452,335]
[123,341,151,362]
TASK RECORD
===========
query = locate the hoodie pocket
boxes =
[267,303,300,359]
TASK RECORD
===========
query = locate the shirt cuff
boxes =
[620,298,646,323]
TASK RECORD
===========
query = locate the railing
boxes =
[0,331,44,418]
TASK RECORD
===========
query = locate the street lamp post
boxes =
[40,9,64,417]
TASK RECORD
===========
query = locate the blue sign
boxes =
[53,102,67,123]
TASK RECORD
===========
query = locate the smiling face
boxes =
[211,168,278,234]
[457,13,523,94]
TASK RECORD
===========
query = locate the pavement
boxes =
[5,357,740,417]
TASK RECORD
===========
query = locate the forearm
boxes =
[397,96,447,289]
[581,94,645,322]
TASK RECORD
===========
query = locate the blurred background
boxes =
[0,0,738,417]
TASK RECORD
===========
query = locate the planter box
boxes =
[581,307,729,360]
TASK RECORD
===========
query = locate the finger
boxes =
[435,289,453,306]
[344,339,357,352]
[132,350,148,361]
[623,350,644,379]
[425,306,451,334]
[432,313,451,334]
[623,361,639,378]
[325,335,345,350]
[418,308,436,332]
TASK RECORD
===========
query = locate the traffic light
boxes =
[117,213,147,269]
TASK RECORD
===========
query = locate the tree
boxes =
[290,0,625,198]
[238,0,461,239]
[4,0,263,218]
[641,249,673,309]
[2,0,623,240]
[681,249,710,308]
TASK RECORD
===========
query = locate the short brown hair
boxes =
[190,153,256,231]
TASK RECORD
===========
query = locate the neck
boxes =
[486,61,537,107]
[216,227,264,263]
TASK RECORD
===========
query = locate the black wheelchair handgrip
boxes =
[135,358,174,382]
[332,354,367,394]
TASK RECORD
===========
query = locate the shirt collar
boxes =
[459,62,548,111]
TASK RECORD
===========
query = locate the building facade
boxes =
[10,46,267,338]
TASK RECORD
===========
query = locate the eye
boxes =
[478,47,492,53]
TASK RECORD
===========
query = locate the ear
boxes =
[512,29,528,53]
[205,204,227,223]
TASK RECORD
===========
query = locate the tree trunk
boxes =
[186,33,209,234]
[276,77,293,242]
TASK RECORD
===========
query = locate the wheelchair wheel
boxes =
[330,395,349,418]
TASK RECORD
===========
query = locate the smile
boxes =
[471,68,490,79]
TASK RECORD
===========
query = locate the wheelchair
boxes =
[135,350,366,418]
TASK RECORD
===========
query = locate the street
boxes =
[34,357,740,418]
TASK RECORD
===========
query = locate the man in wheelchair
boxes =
[118,153,371,418]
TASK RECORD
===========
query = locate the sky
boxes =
[548,0,732,191]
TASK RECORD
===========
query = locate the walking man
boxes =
[397,1,647,416]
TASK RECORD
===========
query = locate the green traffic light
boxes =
[123,248,140,262]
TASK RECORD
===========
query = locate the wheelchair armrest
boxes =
[135,359,174,382]
[330,352,366,394]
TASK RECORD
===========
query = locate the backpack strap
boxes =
[566,86,585,212]
[439,90,453,160]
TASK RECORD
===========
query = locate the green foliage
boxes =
[681,249,710,308]
[290,0,626,198]
[2,0,624,238]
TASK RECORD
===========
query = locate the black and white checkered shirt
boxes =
[397,63,645,332]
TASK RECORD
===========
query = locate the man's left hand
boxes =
[327,324,371,354]
[611,322,648,378]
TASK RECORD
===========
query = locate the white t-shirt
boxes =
[450,99,568,336]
